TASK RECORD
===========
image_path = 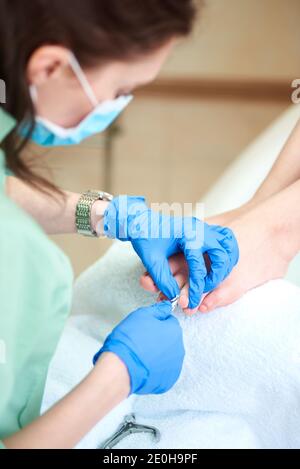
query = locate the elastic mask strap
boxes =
[29,85,38,104]
[69,52,99,108]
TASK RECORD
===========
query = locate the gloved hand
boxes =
[104,196,239,309]
[93,302,185,395]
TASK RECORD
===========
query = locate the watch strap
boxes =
[76,190,113,237]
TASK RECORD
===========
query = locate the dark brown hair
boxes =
[0,0,198,193]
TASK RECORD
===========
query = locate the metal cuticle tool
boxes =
[171,295,180,312]
[99,414,161,449]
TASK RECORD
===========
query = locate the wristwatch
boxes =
[76,190,113,238]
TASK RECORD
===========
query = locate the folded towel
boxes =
[115,412,262,449]
[44,255,300,449]
[118,279,300,449]
[71,242,157,332]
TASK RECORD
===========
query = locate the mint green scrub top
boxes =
[0,108,73,448]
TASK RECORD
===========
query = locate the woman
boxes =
[0,0,238,449]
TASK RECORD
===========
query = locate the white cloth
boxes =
[71,242,155,329]
[43,270,300,449]
[119,280,300,449]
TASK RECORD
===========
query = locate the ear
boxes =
[26,46,71,86]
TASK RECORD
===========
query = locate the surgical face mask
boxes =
[25,53,133,147]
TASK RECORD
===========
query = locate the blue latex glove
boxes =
[93,302,185,395]
[104,196,239,309]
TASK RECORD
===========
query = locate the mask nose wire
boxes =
[68,52,99,108]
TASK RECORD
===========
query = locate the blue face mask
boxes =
[25,52,133,147]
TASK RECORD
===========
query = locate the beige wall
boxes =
[163,0,300,81]
[37,0,299,276]
[112,98,287,204]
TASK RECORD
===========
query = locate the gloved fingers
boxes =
[156,268,188,301]
[204,240,231,292]
[151,300,173,320]
[165,314,184,342]
[127,301,172,322]
[207,225,239,270]
[183,248,207,309]
[178,282,201,316]
[147,256,180,301]
[216,226,240,269]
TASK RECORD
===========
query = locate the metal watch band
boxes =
[76,191,113,238]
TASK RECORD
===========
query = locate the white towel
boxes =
[71,242,157,330]
[44,241,300,449]
[115,413,262,449]
[116,279,300,449]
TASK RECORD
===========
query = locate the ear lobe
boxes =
[26,45,70,86]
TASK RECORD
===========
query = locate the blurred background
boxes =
[28,0,300,276]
